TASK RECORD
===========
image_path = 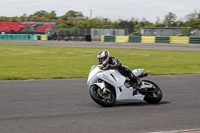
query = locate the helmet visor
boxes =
[98,57,107,64]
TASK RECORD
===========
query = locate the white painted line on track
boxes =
[148,128,200,133]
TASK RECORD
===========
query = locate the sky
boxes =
[0,0,199,22]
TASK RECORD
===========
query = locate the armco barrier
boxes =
[189,37,200,44]
[141,36,155,43]
[156,37,169,43]
[104,36,115,42]
[170,36,189,44]
[129,36,141,43]
[115,36,129,42]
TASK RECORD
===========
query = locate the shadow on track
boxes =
[112,101,170,107]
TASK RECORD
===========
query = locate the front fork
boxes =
[92,81,110,93]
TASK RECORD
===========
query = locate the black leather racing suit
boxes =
[101,57,138,83]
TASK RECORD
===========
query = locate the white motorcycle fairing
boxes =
[87,65,145,103]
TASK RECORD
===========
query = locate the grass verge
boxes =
[0,44,200,80]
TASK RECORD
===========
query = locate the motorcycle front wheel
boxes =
[142,80,162,104]
[89,85,116,107]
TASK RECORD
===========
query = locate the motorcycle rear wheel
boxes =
[142,80,162,104]
[89,85,116,107]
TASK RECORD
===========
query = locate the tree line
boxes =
[0,10,200,34]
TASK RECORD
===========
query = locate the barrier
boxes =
[13,34,21,39]
[45,35,51,40]
[4,34,48,40]
[101,36,104,42]
[141,36,155,43]
[104,36,115,42]
[40,35,45,40]
[0,34,31,40]
[21,34,30,40]
[29,35,34,40]
[129,36,141,43]
[115,36,129,42]
[189,37,200,44]
[0,34,200,43]
[156,37,169,43]
[0,34,52,40]
[32,34,41,40]
[170,36,189,44]
[1,34,8,39]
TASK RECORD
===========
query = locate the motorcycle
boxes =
[87,65,162,107]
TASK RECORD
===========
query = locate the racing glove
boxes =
[101,64,111,70]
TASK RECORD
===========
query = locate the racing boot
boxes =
[129,73,142,95]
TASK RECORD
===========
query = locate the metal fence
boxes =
[46,28,91,36]
[46,27,134,39]
[91,28,125,39]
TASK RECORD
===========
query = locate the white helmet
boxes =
[97,50,110,65]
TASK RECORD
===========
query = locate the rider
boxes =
[97,50,141,87]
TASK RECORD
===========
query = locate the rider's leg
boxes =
[118,66,141,95]
[122,66,142,88]
[123,66,138,81]
[129,72,139,83]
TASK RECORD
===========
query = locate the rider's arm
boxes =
[110,57,122,69]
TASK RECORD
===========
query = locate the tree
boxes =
[75,19,90,28]
[163,12,177,27]
[56,23,69,28]
[61,10,84,20]
[46,11,57,22]
[118,20,135,34]
[9,17,17,22]
[185,10,200,29]
[31,10,48,17]
[154,17,165,27]
[180,27,192,36]
[59,10,84,27]
[0,16,9,22]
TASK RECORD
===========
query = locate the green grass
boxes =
[0,44,200,80]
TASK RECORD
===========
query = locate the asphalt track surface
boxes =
[0,40,200,133]
[0,39,200,51]
[0,74,200,133]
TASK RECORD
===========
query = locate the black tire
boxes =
[89,85,116,107]
[142,80,162,104]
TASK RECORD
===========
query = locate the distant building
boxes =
[91,28,125,39]
[141,27,183,36]
[191,29,200,36]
